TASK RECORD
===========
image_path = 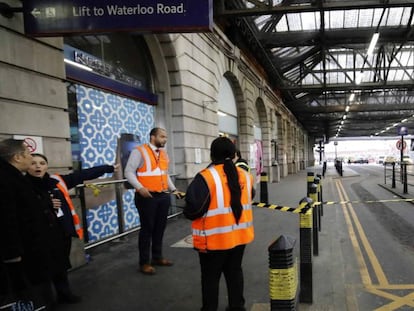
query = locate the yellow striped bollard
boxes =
[268,235,298,310]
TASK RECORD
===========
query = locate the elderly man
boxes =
[0,139,53,309]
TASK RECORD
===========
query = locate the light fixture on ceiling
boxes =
[64,59,93,72]
[345,106,350,112]
[217,111,227,117]
[349,93,355,101]
[367,32,380,56]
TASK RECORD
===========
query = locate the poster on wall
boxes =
[117,133,141,188]
[255,140,263,182]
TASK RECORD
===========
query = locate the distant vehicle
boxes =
[398,155,413,165]
[348,157,368,164]
[377,156,385,164]
[384,156,396,164]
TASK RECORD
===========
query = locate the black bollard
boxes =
[309,184,318,256]
[260,172,269,203]
[299,197,313,303]
[268,235,298,310]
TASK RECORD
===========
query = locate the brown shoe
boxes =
[140,264,156,275]
[152,258,173,266]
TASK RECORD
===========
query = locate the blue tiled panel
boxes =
[76,85,154,242]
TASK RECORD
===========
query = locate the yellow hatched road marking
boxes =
[335,179,414,310]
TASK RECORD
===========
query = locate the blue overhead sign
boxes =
[23,0,212,36]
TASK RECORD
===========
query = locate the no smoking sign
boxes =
[13,135,43,154]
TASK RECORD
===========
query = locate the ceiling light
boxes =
[345,106,350,112]
[217,111,227,116]
[343,115,347,120]
[349,93,355,101]
[64,59,93,72]
[402,119,408,123]
[367,32,379,56]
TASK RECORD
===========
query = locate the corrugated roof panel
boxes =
[255,15,271,31]
[344,10,359,29]
[276,15,288,32]
[301,12,318,30]
[401,8,411,26]
[372,8,384,27]
[386,8,405,26]
[286,13,303,31]
[358,9,374,27]
[327,11,344,29]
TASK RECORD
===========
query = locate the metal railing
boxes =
[75,176,181,248]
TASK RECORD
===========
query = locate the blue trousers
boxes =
[134,192,171,265]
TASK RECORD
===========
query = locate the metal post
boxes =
[78,186,90,244]
[115,183,125,235]
[260,172,269,203]
[314,177,322,232]
[403,163,408,194]
[392,163,396,189]
[268,235,298,310]
[299,197,313,303]
[309,184,318,256]
[316,174,323,217]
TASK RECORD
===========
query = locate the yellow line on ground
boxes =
[335,180,372,286]
[336,181,389,286]
[368,289,414,310]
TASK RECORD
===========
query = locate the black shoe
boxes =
[58,293,82,304]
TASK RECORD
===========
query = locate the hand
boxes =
[172,190,185,199]
[138,187,153,198]
[51,198,62,210]
[113,163,120,172]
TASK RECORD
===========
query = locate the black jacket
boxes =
[0,159,51,284]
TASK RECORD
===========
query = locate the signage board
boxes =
[398,126,408,136]
[23,0,212,36]
[13,135,44,154]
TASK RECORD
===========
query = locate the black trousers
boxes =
[134,192,171,266]
[198,245,247,311]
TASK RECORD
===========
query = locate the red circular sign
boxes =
[396,139,407,151]
[24,138,37,153]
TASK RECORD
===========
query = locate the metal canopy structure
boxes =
[215,0,414,141]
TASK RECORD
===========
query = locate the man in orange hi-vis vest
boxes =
[184,136,255,311]
[125,127,182,275]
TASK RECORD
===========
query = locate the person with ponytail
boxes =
[184,136,255,311]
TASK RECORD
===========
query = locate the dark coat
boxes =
[0,159,52,286]
[25,173,68,275]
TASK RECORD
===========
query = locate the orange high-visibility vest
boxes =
[191,165,254,251]
[51,174,84,240]
[136,144,169,192]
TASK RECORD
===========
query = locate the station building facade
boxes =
[0,5,314,248]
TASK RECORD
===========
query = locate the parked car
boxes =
[399,155,413,164]
[384,156,396,164]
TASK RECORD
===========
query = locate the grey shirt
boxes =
[124,143,176,191]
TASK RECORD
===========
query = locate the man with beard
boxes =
[124,128,181,275]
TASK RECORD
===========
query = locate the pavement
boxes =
[55,164,412,311]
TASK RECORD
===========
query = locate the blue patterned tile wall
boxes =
[76,85,155,242]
